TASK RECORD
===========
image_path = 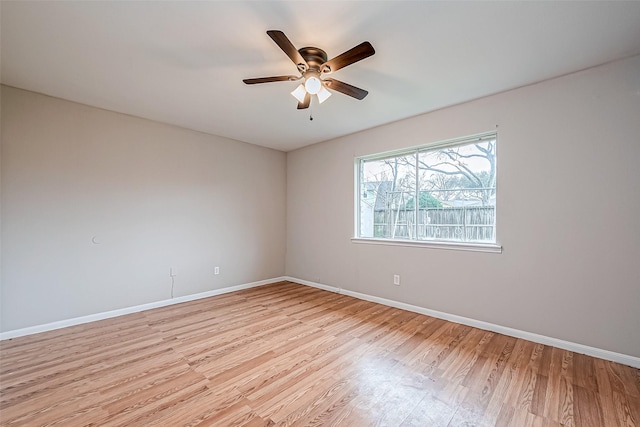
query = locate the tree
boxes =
[404,192,442,209]
[363,140,495,207]
[417,140,496,206]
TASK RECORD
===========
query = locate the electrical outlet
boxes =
[170,267,177,277]
[393,274,400,286]
[214,266,220,275]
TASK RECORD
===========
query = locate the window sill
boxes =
[351,237,502,253]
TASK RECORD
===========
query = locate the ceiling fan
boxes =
[243,30,375,109]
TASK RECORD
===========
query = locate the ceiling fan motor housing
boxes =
[298,47,328,72]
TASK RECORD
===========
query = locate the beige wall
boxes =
[286,55,640,358]
[1,85,287,331]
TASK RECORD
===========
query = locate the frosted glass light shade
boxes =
[317,86,332,104]
[304,76,322,95]
[291,84,307,103]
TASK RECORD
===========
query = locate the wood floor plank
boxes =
[1,281,638,426]
[482,338,532,426]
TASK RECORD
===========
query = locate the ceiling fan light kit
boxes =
[304,74,322,95]
[316,86,332,104]
[291,84,307,103]
[243,30,375,110]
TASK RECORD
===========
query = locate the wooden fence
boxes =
[373,206,495,242]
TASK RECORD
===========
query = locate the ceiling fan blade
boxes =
[323,78,368,100]
[322,41,375,73]
[243,76,299,84]
[297,92,311,109]
[267,30,308,71]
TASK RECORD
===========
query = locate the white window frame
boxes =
[352,131,502,253]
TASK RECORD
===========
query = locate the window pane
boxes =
[357,134,497,245]
[359,153,416,239]
[417,139,496,243]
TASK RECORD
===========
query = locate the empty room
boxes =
[1,1,639,426]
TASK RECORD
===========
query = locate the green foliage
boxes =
[405,192,442,209]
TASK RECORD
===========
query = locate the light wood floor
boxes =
[1,281,638,426]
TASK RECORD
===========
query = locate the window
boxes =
[356,132,498,249]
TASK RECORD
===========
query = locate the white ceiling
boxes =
[2,1,640,152]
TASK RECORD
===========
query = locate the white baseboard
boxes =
[284,276,640,369]
[0,277,287,341]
